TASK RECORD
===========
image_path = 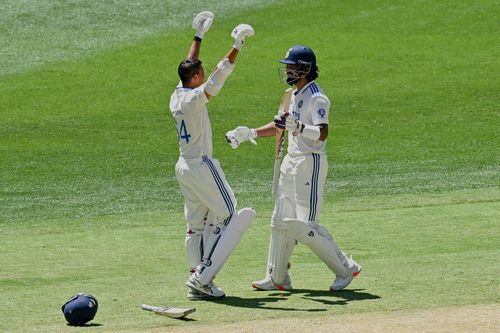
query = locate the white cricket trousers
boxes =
[275,152,327,223]
[175,155,237,229]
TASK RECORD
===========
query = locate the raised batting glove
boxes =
[284,113,303,136]
[225,126,257,149]
[192,11,214,40]
[231,23,254,50]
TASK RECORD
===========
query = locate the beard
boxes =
[286,76,299,85]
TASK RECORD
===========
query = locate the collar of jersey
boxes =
[294,80,316,95]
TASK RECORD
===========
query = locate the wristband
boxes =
[194,36,202,42]
[232,40,244,50]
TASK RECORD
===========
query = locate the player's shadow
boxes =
[295,288,381,306]
[213,295,327,312]
[214,288,380,311]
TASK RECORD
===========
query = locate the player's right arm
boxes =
[256,122,278,137]
[187,11,214,59]
[225,120,284,149]
[225,94,292,148]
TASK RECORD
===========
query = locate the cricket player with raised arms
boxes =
[170,11,255,299]
[226,45,361,291]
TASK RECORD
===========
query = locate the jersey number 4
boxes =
[178,119,191,143]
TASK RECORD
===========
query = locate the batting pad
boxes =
[286,219,349,278]
[198,208,255,285]
[202,211,216,256]
[185,228,204,272]
[268,220,295,285]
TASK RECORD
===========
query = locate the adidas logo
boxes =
[305,182,310,186]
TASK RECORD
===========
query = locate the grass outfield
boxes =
[0,0,499,332]
[1,190,499,332]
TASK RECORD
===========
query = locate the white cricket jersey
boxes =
[287,80,331,156]
[169,81,212,159]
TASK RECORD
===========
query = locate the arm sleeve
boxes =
[204,58,235,97]
[311,95,330,125]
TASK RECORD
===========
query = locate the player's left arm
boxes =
[203,24,254,99]
[317,124,328,141]
[312,95,330,141]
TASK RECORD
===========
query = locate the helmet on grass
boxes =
[61,293,98,326]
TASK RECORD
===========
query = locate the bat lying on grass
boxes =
[141,304,196,319]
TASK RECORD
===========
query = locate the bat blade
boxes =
[275,88,293,159]
[141,304,196,319]
[272,88,293,199]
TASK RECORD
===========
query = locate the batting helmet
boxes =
[61,293,98,326]
[279,45,317,84]
[279,45,316,67]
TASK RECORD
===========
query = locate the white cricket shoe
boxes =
[187,288,212,300]
[330,257,361,291]
[186,274,225,298]
[252,274,292,291]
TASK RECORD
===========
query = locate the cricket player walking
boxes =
[226,45,361,291]
[170,11,255,299]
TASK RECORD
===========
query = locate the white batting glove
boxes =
[231,24,254,50]
[284,113,303,136]
[225,126,257,149]
[192,11,214,40]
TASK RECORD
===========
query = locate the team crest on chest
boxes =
[298,100,303,108]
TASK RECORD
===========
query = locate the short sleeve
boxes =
[184,83,209,107]
[311,95,330,125]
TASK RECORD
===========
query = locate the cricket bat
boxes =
[272,88,293,199]
[141,304,196,319]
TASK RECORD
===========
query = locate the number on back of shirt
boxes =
[178,119,191,143]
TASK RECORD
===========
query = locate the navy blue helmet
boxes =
[61,293,98,326]
[280,45,316,67]
[279,45,317,84]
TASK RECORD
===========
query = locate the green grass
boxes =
[1,189,499,332]
[0,0,499,331]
